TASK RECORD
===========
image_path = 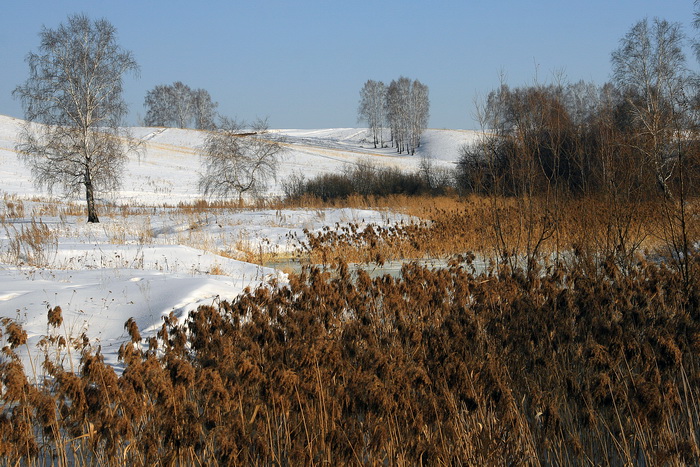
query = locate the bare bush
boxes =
[283,159,452,202]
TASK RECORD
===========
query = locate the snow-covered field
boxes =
[0,114,479,371]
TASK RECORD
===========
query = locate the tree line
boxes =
[12,14,284,222]
[455,16,700,284]
[358,77,429,155]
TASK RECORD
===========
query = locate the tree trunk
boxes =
[85,175,99,223]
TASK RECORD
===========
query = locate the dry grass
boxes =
[1,191,695,274]
[1,194,26,220]
[3,218,57,267]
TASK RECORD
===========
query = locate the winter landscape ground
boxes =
[0,114,478,371]
[4,111,700,464]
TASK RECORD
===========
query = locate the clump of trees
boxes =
[358,77,430,154]
[456,16,700,280]
[143,81,218,130]
[457,80,612,197]
[13,14,139,223]
[458,17,699,202]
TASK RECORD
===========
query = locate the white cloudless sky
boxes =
[0,1,697,129]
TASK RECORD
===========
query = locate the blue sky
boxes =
[1,1,697,129]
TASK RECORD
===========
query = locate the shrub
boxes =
[283,160,453,201]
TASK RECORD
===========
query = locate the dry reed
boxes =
[2,254,699,465]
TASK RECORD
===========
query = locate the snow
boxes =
[0,114,476,373]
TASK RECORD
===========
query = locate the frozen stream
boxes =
[266,257,490,279]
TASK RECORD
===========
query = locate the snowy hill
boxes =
[0,115,479,372]
[0,114,482,204]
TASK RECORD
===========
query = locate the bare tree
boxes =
[144,82,217,129]
[693,0,700,64]
[192,88,218,130]
[171,81,193,129]
[13,14,139,223]
[386,77,410,153]
[614,17,700,298]
[358,80,386,148]
[409,79,430,153]
[199,118,285,200]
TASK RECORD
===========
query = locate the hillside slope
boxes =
[0,115,481,204]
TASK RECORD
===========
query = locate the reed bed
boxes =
[291,195,670,270]
[2,255,700,465]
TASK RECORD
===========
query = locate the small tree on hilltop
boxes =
[144,82,218,130]
[13,14,139,223]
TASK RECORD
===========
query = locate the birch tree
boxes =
[611,18,690,198]
[13,14,139,223]
[614,17,700,297]
[409,79,430,153]
[199,118,285,200]
[386,77,410,153]
[143,84,172,127]
[171,81,193,129]
[358,80,386,148]
[192,88,218,130]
